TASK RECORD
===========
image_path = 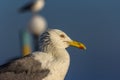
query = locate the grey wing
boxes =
[0,55,50,80]
[19,1,34,13]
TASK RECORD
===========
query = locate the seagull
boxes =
[19,0,45,13]
[0,29,86,80]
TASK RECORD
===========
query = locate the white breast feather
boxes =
[33,51,70,80]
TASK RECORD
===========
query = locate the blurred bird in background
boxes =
[21,15,47,56]
[19,0,47,56]
[19,0,45,14]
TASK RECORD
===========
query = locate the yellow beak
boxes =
[68,40,86,50]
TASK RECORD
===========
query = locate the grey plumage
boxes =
[0,31,51,80]
[39,32,51,51]
[19,2,34,13]
[0,55,50,80]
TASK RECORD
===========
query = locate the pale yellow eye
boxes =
[60,34,65,38]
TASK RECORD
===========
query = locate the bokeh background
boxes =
[0,0,120,80]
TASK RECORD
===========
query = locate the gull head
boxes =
[39,29,86,51]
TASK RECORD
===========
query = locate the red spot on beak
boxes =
[79,46,85,50]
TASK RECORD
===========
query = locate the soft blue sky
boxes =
[0,0,120,80]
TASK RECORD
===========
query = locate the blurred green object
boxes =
[21,30,32,56]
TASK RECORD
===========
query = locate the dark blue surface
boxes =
[0,0,120,80]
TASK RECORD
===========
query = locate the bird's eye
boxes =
[60,34,65,38]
